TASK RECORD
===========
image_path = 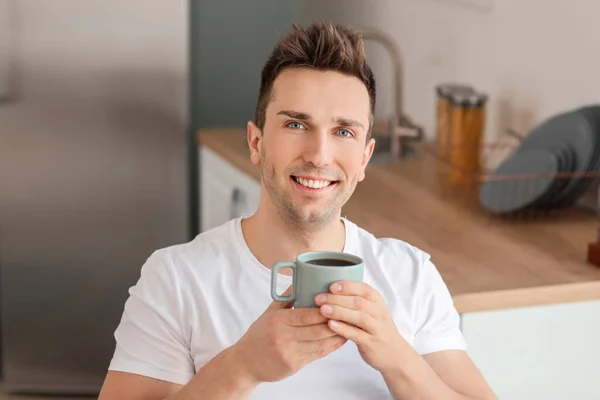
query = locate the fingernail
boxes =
[332,283,342,292]
[315,294,327,304]
[330,320,339,328]
[321,305,333,315]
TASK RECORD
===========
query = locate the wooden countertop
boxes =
[198,128,600,313]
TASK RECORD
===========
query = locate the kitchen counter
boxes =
[198,128,600,313]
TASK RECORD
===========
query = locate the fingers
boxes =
[268,285,294,310]
[319,304,376,334]
[293,322,338,342]
[329,281,381,302]
[315,293,378,318]
[285,308,329,327]
[299,335,348,361]
[327,320,370,344]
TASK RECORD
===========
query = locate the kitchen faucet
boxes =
[359,27,424,159]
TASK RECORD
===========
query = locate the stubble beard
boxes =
[259,149,355,232]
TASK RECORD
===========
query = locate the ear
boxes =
[247,121,262,165]
[358,137,375,182]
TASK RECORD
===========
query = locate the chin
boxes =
[288,206,338,227]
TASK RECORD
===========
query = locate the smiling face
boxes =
[248,67,375,229]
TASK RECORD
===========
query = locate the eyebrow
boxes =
[335,116,365,130]
[277,110,365,130]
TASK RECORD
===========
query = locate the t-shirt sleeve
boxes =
[412,253,467,355]
[108,251,195,385]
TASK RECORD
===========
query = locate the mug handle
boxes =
[271,261,297,302]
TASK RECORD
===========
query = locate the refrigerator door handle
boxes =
[230,187,246,219]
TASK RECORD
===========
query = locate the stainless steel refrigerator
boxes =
[0,1,189,394]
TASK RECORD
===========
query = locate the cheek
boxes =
[267,138,299,164]
[338,148,367,176]
[263,145,292,174]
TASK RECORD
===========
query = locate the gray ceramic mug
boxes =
[270,251,364,308]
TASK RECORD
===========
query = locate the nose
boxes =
[302,130,333,167]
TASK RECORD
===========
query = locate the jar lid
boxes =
[466,92,489,107]
[436,83,474,98]
[450,90,471,106]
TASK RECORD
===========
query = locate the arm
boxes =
[380,346,497,400]
[422,350,498,399]
[98,346,257,400]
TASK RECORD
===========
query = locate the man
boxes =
[99,21,497,400]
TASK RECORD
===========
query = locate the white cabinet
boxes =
[461,300,600,400]
[199,146,261,232]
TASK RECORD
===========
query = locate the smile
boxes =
[292,176,337,190]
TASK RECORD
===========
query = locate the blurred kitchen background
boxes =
[1,1,599,399]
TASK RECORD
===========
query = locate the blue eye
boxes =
[287,122,305,130]
[338,129,353,138]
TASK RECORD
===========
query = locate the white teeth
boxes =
[294,177,332,189]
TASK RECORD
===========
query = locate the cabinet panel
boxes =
[461,300,600,400]
[199,146,261,232]
[201,173,233,232]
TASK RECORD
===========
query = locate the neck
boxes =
[241,203,346,271]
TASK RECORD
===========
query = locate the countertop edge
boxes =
[453,281,600,313]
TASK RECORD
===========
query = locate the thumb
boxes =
[269,285,294,310]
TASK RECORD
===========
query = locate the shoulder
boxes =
[140,218,241,281]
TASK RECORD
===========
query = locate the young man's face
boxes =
[249,67,375,228]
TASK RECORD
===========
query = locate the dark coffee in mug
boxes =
[306,258,357,267]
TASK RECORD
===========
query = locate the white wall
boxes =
[300,0,600,141]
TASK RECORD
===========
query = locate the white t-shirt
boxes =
[108,216,466,399]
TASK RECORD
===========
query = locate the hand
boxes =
[231,286,348,385]
[315,281,406,374]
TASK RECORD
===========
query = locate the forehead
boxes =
[267,68,370,127]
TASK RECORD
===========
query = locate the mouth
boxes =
[291,176,338,192]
